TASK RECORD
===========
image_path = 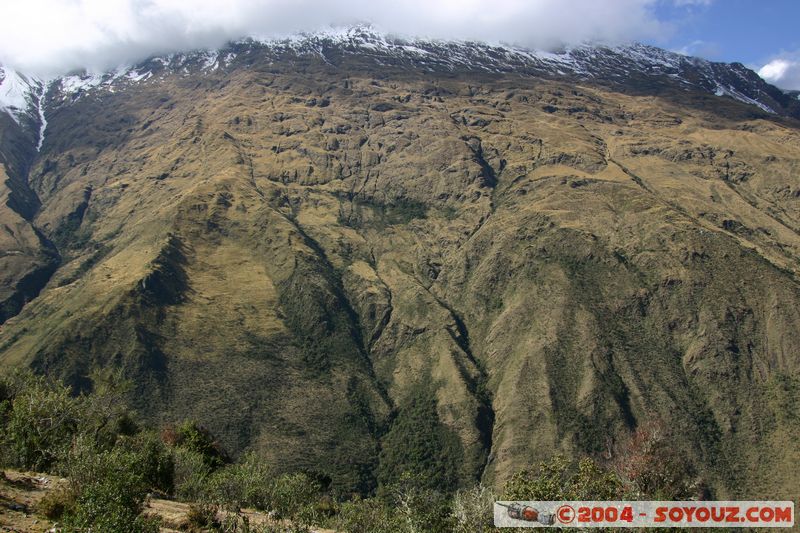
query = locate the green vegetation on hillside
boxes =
[377,382,463,493]
[0,369,701,532]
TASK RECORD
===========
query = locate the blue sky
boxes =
[0,0,798,88]
[652,0,798,65]
[650,0,800,88]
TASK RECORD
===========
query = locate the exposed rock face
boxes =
[0,72,59,325]
[1,30,799,498]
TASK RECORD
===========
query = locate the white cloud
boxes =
[674,39,720,59]
[0,0,671,76]
[758,53,800,91]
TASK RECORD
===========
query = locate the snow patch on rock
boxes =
[0,67,41,124]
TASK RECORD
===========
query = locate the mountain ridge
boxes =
[2,25,798,140]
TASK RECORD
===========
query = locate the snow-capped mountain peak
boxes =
[3,26,799,136]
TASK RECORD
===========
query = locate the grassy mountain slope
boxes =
[1,53,799,498]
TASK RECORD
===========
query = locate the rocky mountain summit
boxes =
[2,26,798,132]
[1,26,799,498]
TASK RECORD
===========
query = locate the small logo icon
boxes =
[498,503,556,525]
[557,504,576,524]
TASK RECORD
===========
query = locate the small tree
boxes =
[270,472,321,524]
[613,420,702,500]
[115,431,175,494]
[451,484,498,533]
[164,420,230,469]
[173,446,214,501]
[81,368,138,449]
[60,435,161,532]
[205,452,273,511]
[335,497,404,533]
[389,472,454,533]
[504,455,623,501]
[0,370,82,471]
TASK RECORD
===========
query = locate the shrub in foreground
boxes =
[270,472,322,525]
[174,446,214,501]
[0,371,81,471]
[205,452,274,511]
[335,496,405,533]
[504,454,623,501]
[451,484,498,533]
[59,436,160,532]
